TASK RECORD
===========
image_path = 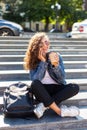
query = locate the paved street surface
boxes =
[22,32,67,39]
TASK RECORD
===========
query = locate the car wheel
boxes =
[0,28,14,36]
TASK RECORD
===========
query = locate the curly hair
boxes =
[24,32,48,70]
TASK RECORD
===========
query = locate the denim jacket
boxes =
[29,53,66,85]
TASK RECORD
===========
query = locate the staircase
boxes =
[0,36,87,130]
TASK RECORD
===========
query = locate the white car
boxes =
[71,19,87,38]
[66,31,72,38]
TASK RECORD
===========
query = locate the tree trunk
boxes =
[44,17,49,32]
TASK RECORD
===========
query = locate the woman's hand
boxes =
[38,48,46,62]
[49,52,59,67]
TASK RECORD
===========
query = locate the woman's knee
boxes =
[70,83,79,94]
[31,80,42,90]
[74,83,79,93]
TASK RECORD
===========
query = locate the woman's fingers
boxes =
[49,52,59,62]
[38,48,46,62]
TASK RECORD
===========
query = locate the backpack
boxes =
[3,82,35,118]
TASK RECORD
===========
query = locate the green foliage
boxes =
[58,0,86,31]
[3,13,24,24]
[18,0,55,31]
[1,0,87,31]
[18,0,54,21]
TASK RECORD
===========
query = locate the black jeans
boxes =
[31,80,79,107]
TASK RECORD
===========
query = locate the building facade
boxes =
[83,0,87,10]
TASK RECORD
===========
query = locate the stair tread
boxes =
[0,61,87,64]
[0,48,87,51]
[0,91,87,105]
[1,54,87,57]
[0,38,87,129]
[1,42,87,46]
[0,106,87,129]
[0,69,87,74]
[0,79,87,87]
[0,79,86,86]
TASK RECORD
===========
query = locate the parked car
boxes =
[0,19,23,36]
[49,28,62,33]
[66,19,87,38]
[66,31,72,38]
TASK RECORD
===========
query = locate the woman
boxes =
[24,32,80,118]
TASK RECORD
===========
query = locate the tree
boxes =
[58,0,86,31]
[18,0,56,31]
[0,0,24,23]
[18,0,85,31]
[1,0,87,31]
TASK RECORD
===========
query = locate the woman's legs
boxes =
[49,102,61,115]
[31,80,61,115]
[31,80,79,117]
[31,80,54,107]
[52,83,79,105]
[48,83,79,117]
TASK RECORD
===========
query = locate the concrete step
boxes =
[0,49,87,55]
[1,33,66,40]
[0,69,87,80]
[0,64,23,70]
[0,36,87,129]
[64,61,87,69]
[0,91,87,109]
[0,79,87,94]
[0,46,24,55]
[50,44,87,49]
[0,48,87,52]
[0,33,87,42]
[0,106,87,130]
[0,55,87,62]
[0,70,29,81]
[0,55,24,62]
[62,91,87,106]
[0,44,28,49]
[66,68,87,78]
[0,83,87,130]
[0,62,87,70]
[1,43,87,46]
[0,38,87,46]
[63,55,87,61]
[1,44,87,49]
[51,49,87,55]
